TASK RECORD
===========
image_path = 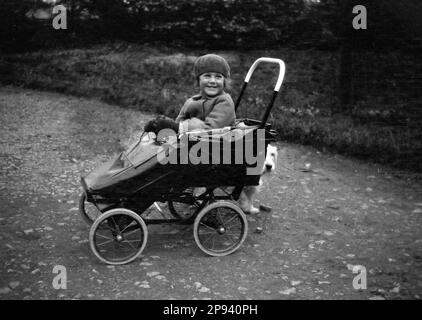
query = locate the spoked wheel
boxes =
[193,201,248,257]
[79,192,101,226]
[168,188,205,222]
[168,200,204,222]
[89,209,148,265]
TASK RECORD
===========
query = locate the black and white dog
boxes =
[238,144,278,214]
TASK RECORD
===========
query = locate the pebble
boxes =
[0,287,12,294]
[327,204,340,210]
[291,281,302,286]
[9,281,20,289]
[369,296,385,300]
[147,271,160,277]
[279,287,296,295]
[156,275,167,281]
[347,264,355,271]
[199,287,210,293]
[254,227,263,234]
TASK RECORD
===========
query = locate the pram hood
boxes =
[83,136,168,195]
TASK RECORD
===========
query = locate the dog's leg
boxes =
[248,185,260,214]
[240,185,259,214]
[238,189,250,213]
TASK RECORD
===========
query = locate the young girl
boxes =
[144,54,235,135]
[176,53,235,133]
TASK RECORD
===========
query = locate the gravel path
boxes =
[0,86,421,300]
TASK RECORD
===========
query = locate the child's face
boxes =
[199,72,225,98]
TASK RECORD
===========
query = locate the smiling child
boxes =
[176,54,235,133]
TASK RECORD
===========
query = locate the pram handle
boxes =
[244,57,285,92]
[234,57,286,129]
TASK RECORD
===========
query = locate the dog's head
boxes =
[263,144,278,174]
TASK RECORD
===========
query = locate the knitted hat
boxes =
[194,54,230,78]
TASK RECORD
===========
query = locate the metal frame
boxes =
[234,57,286,128]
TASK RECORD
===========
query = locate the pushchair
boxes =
[79,57,286,265]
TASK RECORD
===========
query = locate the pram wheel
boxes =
[168,188,204,222]
[168,200,203,222]
[193,201,248,257]
[89,208,148,265]
[79,193,101,225]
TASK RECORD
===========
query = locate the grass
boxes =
[1,42,421,172]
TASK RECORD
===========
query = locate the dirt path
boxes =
[0,86,421,300]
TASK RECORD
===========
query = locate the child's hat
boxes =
[194,54,230,78]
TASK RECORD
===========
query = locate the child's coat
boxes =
[176,92,235,132]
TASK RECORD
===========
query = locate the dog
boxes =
[238,144,278,214]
